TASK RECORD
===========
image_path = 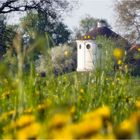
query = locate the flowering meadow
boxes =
[0,35,140,139]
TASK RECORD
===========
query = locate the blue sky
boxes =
[63,0,115,31]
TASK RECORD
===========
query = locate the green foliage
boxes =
[50,43,76,75]
[80,15,98,34]
[0,15,17,59]
[20,12,71,46]
[74,14,110,38]
[0,15,18,63]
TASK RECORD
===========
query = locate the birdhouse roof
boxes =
[79,27,121,40]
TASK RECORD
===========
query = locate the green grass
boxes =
[0,35,140,138]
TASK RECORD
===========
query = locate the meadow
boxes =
[0,35,140,139]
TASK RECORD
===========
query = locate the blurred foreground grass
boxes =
[0,70,140,139]
[0,34,140,139]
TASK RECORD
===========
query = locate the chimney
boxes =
[97,20,107,28]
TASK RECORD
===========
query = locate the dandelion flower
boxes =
[37,100,52,111]
[80,88,84,94]
[70,106,76,115]
[117,60,122,65]
[136,100,140,109]
[113,48,124,59]
[88,35,90,39]
[137,48,140,52]
[16,115,36,128]
[96,106,110,120]
[115,119,135,139]
[72,118,102,138]
[48,113,71,129]
[64,51,68,56]
[51,126,73,139]
[17,123,41,139]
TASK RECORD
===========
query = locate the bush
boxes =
[51,44,77,75]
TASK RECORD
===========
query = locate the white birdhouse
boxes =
[76,40,100,72]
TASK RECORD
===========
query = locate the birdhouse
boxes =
[76,39,100,71]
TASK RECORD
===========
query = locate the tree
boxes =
[0,0,72,15]
[80,15,98,34]
[0,0,78,28]
[0,15,6,59]
[74,14,110,38]
[21,12,71,46]
[0,0,78,58]
[0,15,17,59]
[52,22,71,45]
[114,0,140,43]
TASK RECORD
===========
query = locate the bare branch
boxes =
[114,0,140,42]
[0,0,73,16]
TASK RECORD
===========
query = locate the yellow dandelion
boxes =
[48,113,71,129]
[80,88,84,94]
[37,99,52,111]
[112,82,115,86]
[129,112,137,125]
[82,111,99,121]
[117,59,122,65]
[23,108,33,114]
[113,48,124,59]
[64,50,68,56]
[115,119,135,139]
[96,106,110,120]
[130,112,140,125]
[116,77,120,81]
[51,126,73,139]
[88,35,90,39]
[83,106,110,122]
[4,114,36,134]
[17,123,41,139]
[137,48,140,52]
[1,91,10,99]
[84,36,87,39]
[16,115,36,128]
[70,106,76,115]
[71,118,102,138]
[0,110,16,122]
[7,110,16,116]
[136,100,140,109]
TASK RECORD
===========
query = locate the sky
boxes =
[63,0,115,31]
[8,0,116,31]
